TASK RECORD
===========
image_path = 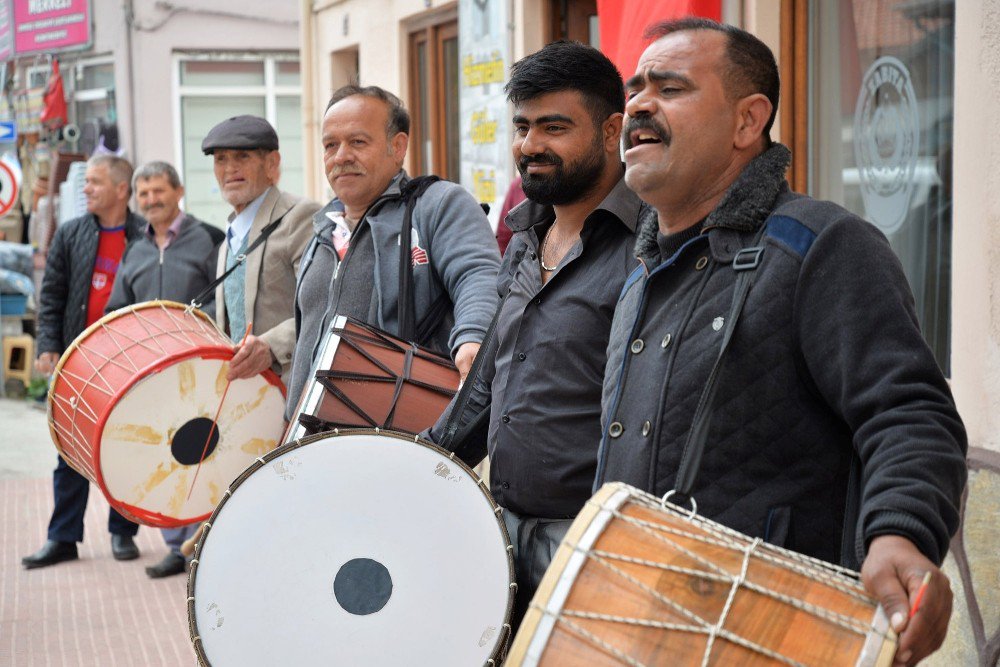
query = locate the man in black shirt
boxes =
[429,41,647,629]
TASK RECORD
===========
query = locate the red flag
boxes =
[598,0,721,78]
[40,59,67,130]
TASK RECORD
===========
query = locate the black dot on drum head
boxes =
[171,417,220,466]
[334,558,392,615]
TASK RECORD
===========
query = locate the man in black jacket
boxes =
[23,155,145,569]
[105,160,224,578]
[599,19,966,666]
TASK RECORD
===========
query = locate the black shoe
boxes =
[22,540,78,569]
[145,552,186,578]
[111,534,140,561]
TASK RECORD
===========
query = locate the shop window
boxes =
[176,54,302,228]
[409,20,459,181]
[808,0,953,372]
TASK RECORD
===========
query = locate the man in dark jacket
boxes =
[428,42,645,630]
[284,85,499,425]
[23,155,145,569]
[105,160,224,578]
[598,18,967,666]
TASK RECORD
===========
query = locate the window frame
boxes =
[171,51,302,183]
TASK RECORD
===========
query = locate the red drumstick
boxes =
[908,571,932,619]
[186,322,253,501]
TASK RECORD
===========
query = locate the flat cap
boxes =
[201,115,279,154]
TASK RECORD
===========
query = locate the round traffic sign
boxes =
[0,160,18,217]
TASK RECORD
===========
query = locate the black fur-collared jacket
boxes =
[597,144,967,569]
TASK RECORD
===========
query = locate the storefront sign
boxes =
[459,0,510,230]
[853,56,919,234]
[12,0,92,56]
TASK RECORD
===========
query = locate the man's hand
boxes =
[454,342,481,385]
[35,352,60,375]
[227,335,274,380]
[861,535,953,666]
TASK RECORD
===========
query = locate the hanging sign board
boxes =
[0,159,19,217]
[12,0,92,56]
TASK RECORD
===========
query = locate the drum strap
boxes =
[188,212,288,310]
[398,175,442,345]
[397,175,491,348]
[672,222,768,504]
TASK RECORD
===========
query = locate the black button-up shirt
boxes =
[487,176,644,518]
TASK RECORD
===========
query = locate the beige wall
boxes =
[127,0,301,167]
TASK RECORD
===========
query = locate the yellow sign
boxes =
[473,169,497,204]
[470,111,498,145]
[463,52,505,87]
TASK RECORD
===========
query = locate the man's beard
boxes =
[518,136,606,206]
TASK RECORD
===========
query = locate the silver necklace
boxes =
[540,224,558,271]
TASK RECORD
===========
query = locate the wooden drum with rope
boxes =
[47,300,286,527]
[508,483,897,667]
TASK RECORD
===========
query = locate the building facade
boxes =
[7,0,304,230]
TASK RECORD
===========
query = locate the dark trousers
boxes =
[502,507,573,635]
[47,455,139,543]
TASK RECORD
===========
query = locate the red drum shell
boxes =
[47,300,286,527]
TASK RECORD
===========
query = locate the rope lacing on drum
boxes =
[533,492,890,667]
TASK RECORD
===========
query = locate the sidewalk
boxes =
[0,398,196,666]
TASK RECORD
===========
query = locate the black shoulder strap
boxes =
[189,211,287,309]
[672,221,769,504]
[397,175,441,343]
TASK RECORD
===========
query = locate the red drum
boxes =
[48,300,286,528]
[283,316,459,443]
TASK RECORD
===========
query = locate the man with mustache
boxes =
[598,18,966,665]
[284,85,499,422]
[202,115,320,383]
[428,41,646,630]
[104,161,224,578]
[24,155,145,569]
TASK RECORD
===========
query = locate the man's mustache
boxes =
[623,116,670,151]
[518,152,563,172]
[330,165,365,177]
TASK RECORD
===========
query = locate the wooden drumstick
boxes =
[186,322,253,501]
[180,522,208,558]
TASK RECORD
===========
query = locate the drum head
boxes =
[190,430,513,666]
[100,357,285,524]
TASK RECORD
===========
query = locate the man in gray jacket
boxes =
[105,161,224,578]
[285,85,499,421]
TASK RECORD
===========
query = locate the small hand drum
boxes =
[48,301,286,527]
[508,483,897,667]
[283,316,459,443]
[188,429,514,666]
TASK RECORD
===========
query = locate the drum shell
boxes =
[284,316,459,442]
[509,482,898,667]
[47,301,285,527]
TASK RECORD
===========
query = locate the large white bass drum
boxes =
[187,429,515,666]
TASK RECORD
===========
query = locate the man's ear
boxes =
[603,112,624,154]
[265,150,282,183]
[734,93,772,150]
[391,132,409,164]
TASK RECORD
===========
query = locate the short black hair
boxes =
[505,40,625,127]
[326,84,410,136]
[644,18,780,139]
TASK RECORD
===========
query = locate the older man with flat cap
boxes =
[202,115,320,382]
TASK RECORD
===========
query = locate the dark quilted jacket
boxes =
[36,211,146,355]
[597,144,967,569]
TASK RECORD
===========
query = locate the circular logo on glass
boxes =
[853,56,920,234]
